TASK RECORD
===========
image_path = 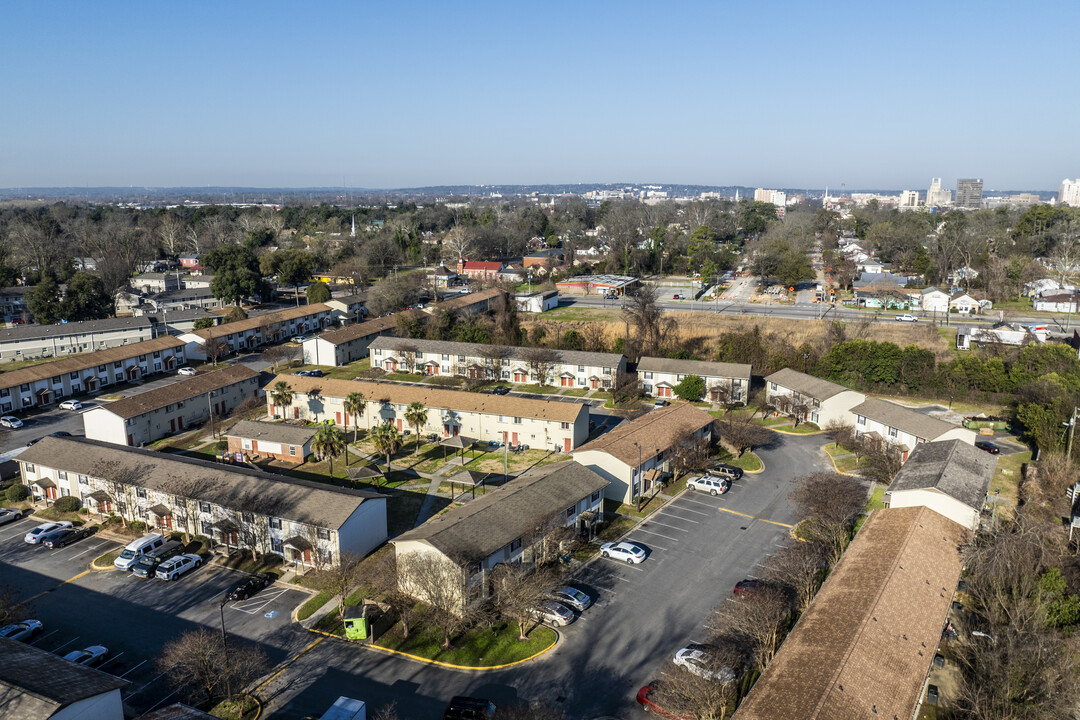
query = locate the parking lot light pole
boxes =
[218,598,231,696]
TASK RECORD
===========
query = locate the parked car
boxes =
[895,314,918,322]
[37,526,78,547]
[290,336,308,344]
[600,541,647,564]
[0,508,24,526]
[0,620,43,641]
[733,579,762,596]
[672,294,683,300]
[177,366,197,376]
[155,553,204,581]
[635,682,693,719]
[530,601,576,627]
[975,441,1000,455]
[226,572,274,601]
[24,521,73,544]
[550,586,592,612]
[306,369,325,378]
[673,643,736,683]
[131,543,185,578]
[710,463,742,480]
[58,400,83,411]
[443,696,496,720]
[491,386,511,395]
[654,399,669,408]
[43,526,94,549]
[63,645,108,667]
[686,475,731,496]
[1,416,24,429]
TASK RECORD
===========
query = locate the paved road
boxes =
[259,432,833,719]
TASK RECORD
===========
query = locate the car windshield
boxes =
[119,549,136,560]
[565,588,586,602]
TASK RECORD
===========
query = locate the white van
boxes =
[114,533,166,571]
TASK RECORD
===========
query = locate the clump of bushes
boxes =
[53,496,82,513]
[6,484,29,502]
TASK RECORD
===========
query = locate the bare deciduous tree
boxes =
[157,629,268,707]
[371,552,419,639]
[396,551,469,648]
[716,418,772,458]
[520,346,559,386]
[323,552,365,618]
[478,344,512,381]
[0,585,31,627]
[711,585,791,673]
[760,540,829,613]
[390,340,419,374]
[204,337,229,366]
[490,564,560,641]
[654,654,739,720]
[789,472,868,563]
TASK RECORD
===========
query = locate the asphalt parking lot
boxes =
[1,515,310,715]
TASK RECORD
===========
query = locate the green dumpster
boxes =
[343,605,368,640]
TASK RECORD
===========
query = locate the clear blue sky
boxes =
[2,1,1076,190]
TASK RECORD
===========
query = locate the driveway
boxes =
[258,432,831,719]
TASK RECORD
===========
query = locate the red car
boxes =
[733,579,762,596]
[636,683,693,719]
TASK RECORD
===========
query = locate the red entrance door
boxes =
[178,417,184,429]
[514,372,527,383]
[444,424,450,437]
[169,419,175,432]
[396,419,403,431]
[564,438,572,452]
[561,377,571,387]
[591,379,598,389]
[336,412,342,424]
[512,432,519,445]
[294,407,300,419]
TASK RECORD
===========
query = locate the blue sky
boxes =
[1,1,1076,190]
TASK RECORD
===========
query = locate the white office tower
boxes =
[926,178,951,207]
[1059,179,1080,207]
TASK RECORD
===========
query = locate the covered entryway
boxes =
[150,504,173,530]
[560,374,574,387]
[86,490,112,515]
[126,366,141,381]
[33,477,57,501]
[209,518,240,547]
[424,362,439,376]
[513,371,528,383]
[384,360,398,372]
[590,376,600,389]
[284,536,313,565]
[165,356,177,369]
[86,376,99,392]
[35,388,52,406]
[657,385,673,398]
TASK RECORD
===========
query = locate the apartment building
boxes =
[130,272,181,294]
[324,292,368,324]
[367,337,626,389]
[850,397,975,461]
[0,287,32,325]
[224,420,316,464]
[0,336,187,415]
[884,440,996,531]
[268,375,589,452]
[763,368,866,427]
[429,287,503,316]
[82,365,261,447]
[636,356,751,403]
[18,436,387,566]
[180,303,333,359]
[0,317,161,363]
[302,315,398,366]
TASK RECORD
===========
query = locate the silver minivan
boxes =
[114,533,166,571]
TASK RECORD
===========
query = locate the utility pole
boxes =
[208,392,216,439]
[1067,407,1080,458]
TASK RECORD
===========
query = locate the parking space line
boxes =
[628,540,668,551]
[678,497,722,510]
[1,526,34,542]
[51,636,81,653]
[144,691,179,714]
[716,506,793,528]
[632,527,678,542]
[26,569,91,603]
[667,504,710,516]
[641,519,688,533]
[118,659,149,678]
[130,671,169,695]
[99,651,125,668]
[29,629,61,646]
[656,511,700,524]
[69,540,111,559]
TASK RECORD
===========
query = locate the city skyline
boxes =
[2,1,1077,189]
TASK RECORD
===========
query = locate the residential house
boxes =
[1033,292,1080,313]
[178,254,202,270]
[1025,278,1076,299]
[852,272,907,290]
[0,317,160,363]
[636,356,751,404]
[917,286,951,313]
[0,636,129,720]
[181,274,215,290]
[850,397,976,461]
[145,287,228,313]
[733,506,969,720]
[268,376,590,452]
[555,274,639,296]
[455,259,504,280]
[224,420,316,464]
[949,292,981,314]
[763,368,866,427]
[81,365,261,447]
[130,272,181,294]
[883,439,996,531]
[0,286,33,325]
[511,290,559,313]
[324,292,368,324]
[0,336,187,414]
[302,315,398,366]
[367,336,626,389]
[392,460,608,614]
[956,322,1047,350]
[853,286,911,309]
[180,303,333,359]
[573,402,715,504]
[427,264,460,288]
[18,436,387,567]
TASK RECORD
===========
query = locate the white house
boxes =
[917,287,951,313]
[512,290,559,313]
[18,436,387,567]
[302,315,398,366]
[850,397,975,462]
[1025,278,1075,298]
[883,439,996,531]
[636,356,751,403]
[763,368,866,428]
[324,292,368,324]
[949,292,981,314]
[1033,293,1080,313]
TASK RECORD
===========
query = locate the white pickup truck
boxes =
[895,314,918,322]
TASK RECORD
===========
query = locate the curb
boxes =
[737,453,765,474]
[821,443,864,477]
[766,426,827,436]
[334,625,561,671]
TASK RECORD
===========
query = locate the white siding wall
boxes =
[51,689,125,720]
[336,498,388,558]
[572,449,633,504]
[82,408,130,446]
[885,489,980,531]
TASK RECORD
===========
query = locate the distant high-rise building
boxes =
[926,178,951,207]
[956,178,984,209]
[899,190,919,208]
[1059,179,1080,207]
[754,188,786,206]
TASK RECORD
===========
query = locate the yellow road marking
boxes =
[254,636,326,693]
[716,506,793,529]
[26,569,91,602]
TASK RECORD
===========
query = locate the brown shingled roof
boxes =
[573,402,715,465]
[191,304,330,340]
[0,336,185,391]
[317,315,399,345]
[98,365,260,419]
[763,367,852,401]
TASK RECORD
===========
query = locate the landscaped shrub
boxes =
[128,520,147,533]
[53,496,82,513]
[6,484,29,502]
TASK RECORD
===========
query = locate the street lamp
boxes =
[218,598,231,697]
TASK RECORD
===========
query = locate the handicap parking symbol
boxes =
[264,610,278,619]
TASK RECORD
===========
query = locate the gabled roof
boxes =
[0,636,129,720]
[573,402,715,466]
[636,356,751,379]
[394,460,607,564]
[887,439,996,511]
[315,315,399,345]
[764,368,852,401]
[433,287,503,311]
[368,336,624,368]
[0,336,186,391]
[0,316,154,343]
[850,398,960,441]
[94,365,259,419]
[920,286,947,296]
[461,260,504,271]
[224,420,316,446]
[734,506,969,720]
[190,303,331,340]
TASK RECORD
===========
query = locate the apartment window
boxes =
[677,374,684,382]
[139,355,146,361]
[271,538,283,554]
[269,517,282,530]
[769,382,777,391]
[856,415,866,425]
[98,365,106,372]
[561,422,570,429]
[888,426,899,438]
[591,490,601,503]
[199,502,211,513]
[374,349,381,355]
[242,438,253,450]
[320,549,333,564]
[414,351,422,359]
[289,445,296,456]
[565,505,576,519]
[509,537,522,552]
[19,383,28,392]
[513,417,522,424]
[578,365,585,372]
[153,351,160,358]
[70,372,78,379]
[242,512,254,523]
[166,404,174,412]
[603,367,612,375]
[126,418,135,426]
[78,474,88,485]
[201,521,213,535]
[114,361,122,368]
[24,464,35,474]
[52,376,62,384]
[136,487,147,499]
[458,355,465,362]
[177,401,184,409]
[317,527,330,541]
[442,354,449,361]
[0,389,7,397]
[643,372,653,379]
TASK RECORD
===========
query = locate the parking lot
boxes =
[1,515,311,715]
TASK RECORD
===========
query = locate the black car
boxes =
[307,369,325,378]
[443,696,496,720]
[975,441,1000,455]
[26,431,73,447]
[226,572,274,601]
[490,386,511,395]
[43,526,94,549]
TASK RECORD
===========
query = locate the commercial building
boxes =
[956,178,984,209]
[225,420,316,464]
[734,506,969,720]
[179,303,333,359]
[0,636,129,720]
[1060,178,1080,207]
[267,375,589,452]
[555,274,639,296]
[17,436,387,567]
[512,289,559,313]
[636,356,751,403]
[82,365,261,447]
[754,188,787,207]
[850,397,975,461]
[899,189,920,208]
[926,177,952,207]
[764,368,866,427]
[573,402,715,504]
[368,337,626,389]
[302,315,398,366]
[392,460,608,614]
[455,259,504,280]
[883,439,996,531]
[0,317,161,363]
[0,336,187,415]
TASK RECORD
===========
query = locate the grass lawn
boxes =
[766,421,822,434]
[387,489,442,536]
[541,306,622,323]
[723,451,763,472]
[92,550,120,569]
[152,432,213,453]
[514,384,560,395]
[822,442,855,459]
[991,444,1029,518]
[866,485,886,511]
[561,388,588,397]
[870,393,1008,418]
[465,448,560,475]
[297,590,334,621]
[374,616,557,667]
[834,455,869,474]
[574,515,638,561]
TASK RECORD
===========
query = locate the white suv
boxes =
[687,474,731,496]
[155,553,203,581]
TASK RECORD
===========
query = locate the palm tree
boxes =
[312,424,346,478]
[270,381,294,420]
[405,401,429,454]
[344,392,366,444]
[370,422,403,474]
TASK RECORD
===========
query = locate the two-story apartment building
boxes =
[82,365,261,447]
[268,376,590,452]
[17,436,387,566]
[850,397,976,461]
[392,460,607,614]
[763,368,866,427]
[0,336,187,415]
[302,315,399,366]
[427,287,503,317]
[368,337,627,389]
[0,317,161,363]
[180,303,333,359]
[324,292,368,324]
[636,356,752,403]
[130,272,181,294]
